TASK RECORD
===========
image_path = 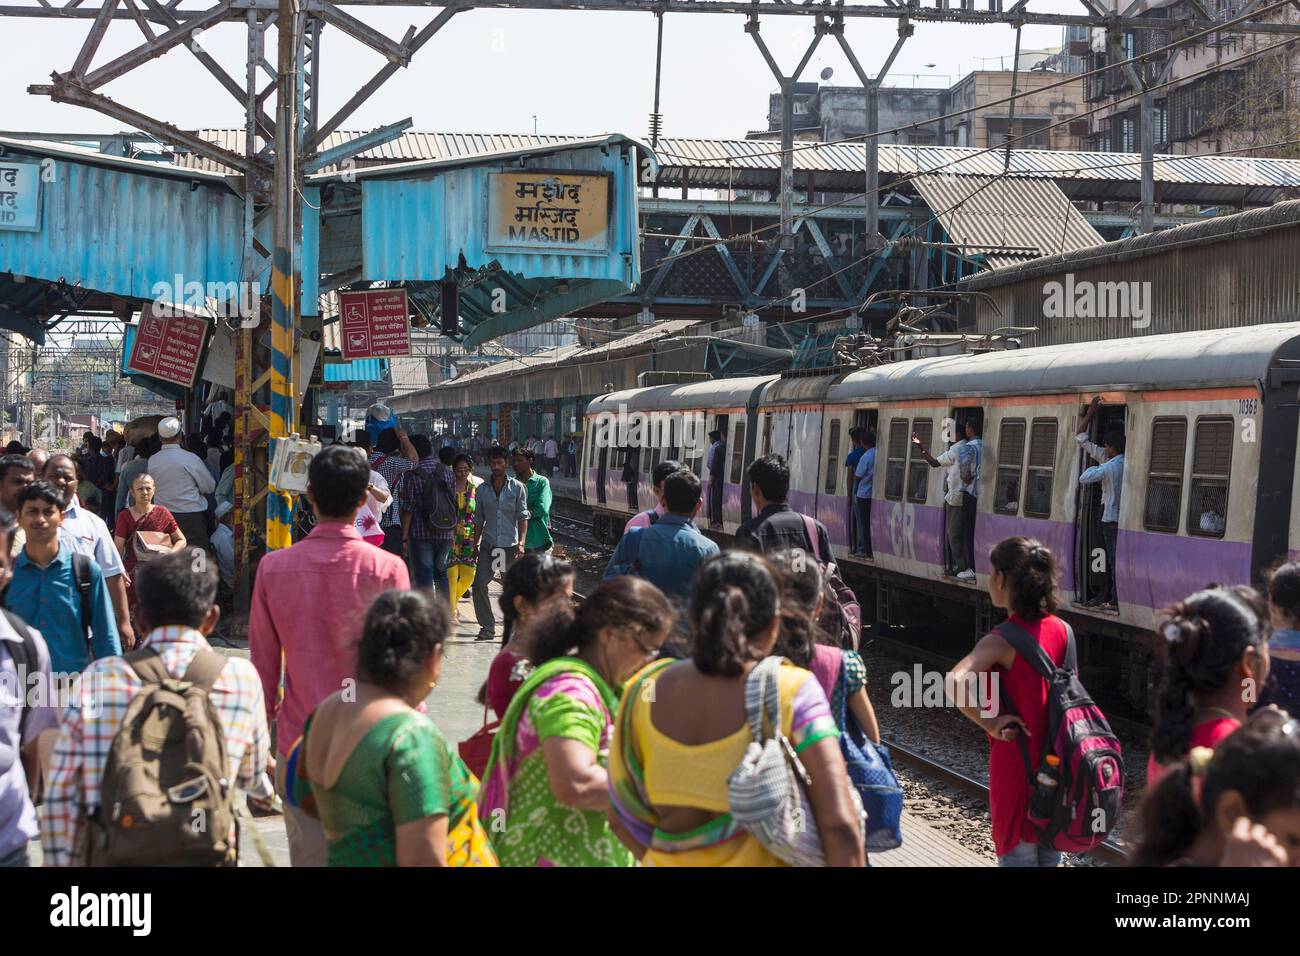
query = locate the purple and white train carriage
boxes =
[582,324,1300,699]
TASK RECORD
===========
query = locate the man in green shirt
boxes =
[512,447,553,554]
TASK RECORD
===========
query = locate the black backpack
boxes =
[414,466,457,533]
[2,609,41,745]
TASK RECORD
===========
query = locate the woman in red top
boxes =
[112,472,187,628]
[478,553,576,718]
[1147,586,1270,789]
[950,536,1068,867]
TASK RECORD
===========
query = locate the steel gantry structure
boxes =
[4,0,1300,598]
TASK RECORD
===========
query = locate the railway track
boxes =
[885,737,1132,866]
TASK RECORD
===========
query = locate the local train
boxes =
[580,324,1300,701]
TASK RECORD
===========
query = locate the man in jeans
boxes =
[959,419,983,583]
[399,434,456,596]
[1077,397,1126,608]
[472,446,529,642]
[853,431,877,558]
[250,445,408,865]
[913,426,971,579]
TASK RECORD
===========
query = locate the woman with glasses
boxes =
[1135,707,1300,866]
[478,575,673,867]
[607,551,864,867]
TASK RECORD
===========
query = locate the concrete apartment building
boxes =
[751,45,1088,151]
[1084,0,1300,157]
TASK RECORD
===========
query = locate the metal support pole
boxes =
[866,83,879,244]
[1139,88,1155,234]
[268,0,301,552]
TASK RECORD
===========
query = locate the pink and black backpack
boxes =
[996,619,1125,854]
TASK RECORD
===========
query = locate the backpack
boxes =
[69,551,93,644]
[2,610,41,749]
[603,527,646,580]
[414,465,457,533]
[800,514,862,651]
[88,647,237,867]
[995,619,1124,854]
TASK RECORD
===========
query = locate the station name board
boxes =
[487,171,610,255]
[0,161,42,233]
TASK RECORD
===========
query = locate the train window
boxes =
[825,419,842,495]
[1187,417,1233,539]
[1143,417,1187,534]
[762,413,773,456]
[906,419,932,503]
[1024,419,1058,519]
[730,422,747,484]
[995,419,1026,515]
[885,419,908,500]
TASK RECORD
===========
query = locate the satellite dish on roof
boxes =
[820,66,834,81]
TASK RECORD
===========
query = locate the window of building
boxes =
[1024,419,1058,519]
[825,419,842,495]
[907,419,932,504]
[886,418,908,501]
[995,419,1026,515]
[1187,417,1233,538]
[1143,417,1187,533]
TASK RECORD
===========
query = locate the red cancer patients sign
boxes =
[127,307,209,388]
[339,289,411,359]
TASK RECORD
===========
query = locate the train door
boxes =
[594,417,608,505]
[947,407,984,575]
[705,413,729,528]
[850,409,879,548]
[1073,401,1127,605]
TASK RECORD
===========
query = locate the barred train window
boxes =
[885,419,908,501]
[996,419,1026,515]
[825,420,842,495]
[907,419,932,504]
[1187,417,1233,539]
[1024,419,1059,519]
[1143,417,1187,534]
[729,422,747,485]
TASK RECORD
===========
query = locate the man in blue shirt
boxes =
[5,482,119,675]
[853,431,877,558]
[604,469,719,605]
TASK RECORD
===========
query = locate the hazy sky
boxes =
[1,3,1079,141]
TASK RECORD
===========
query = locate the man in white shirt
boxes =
[42,453,136,650]
[543,436,559,477]
[959,420,983,583]
[914,427,970,578]
[1077,397,1126,608]
[147,417,216,556]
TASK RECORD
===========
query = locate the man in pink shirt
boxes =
[250,445,409,866]
[623,459,685,534]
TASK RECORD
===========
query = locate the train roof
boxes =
[824,324,1300,402]
[587,375,777,414]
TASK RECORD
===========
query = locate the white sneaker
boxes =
[956,569,976,582]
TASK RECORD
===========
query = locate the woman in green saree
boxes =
[478,576,674,866]
[286,589,497,867]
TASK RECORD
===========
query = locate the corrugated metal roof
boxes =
[912,174,1103,268]
[183,130,1300,196]
[323,358,386,382]
[0,135,233,183]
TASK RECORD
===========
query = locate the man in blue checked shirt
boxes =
[1077,397,1126,609]
[5,481,119,675]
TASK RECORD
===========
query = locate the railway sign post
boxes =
[339,288,412,359]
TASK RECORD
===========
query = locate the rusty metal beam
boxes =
[80,0,232,89]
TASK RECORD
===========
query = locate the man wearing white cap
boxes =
[211,500,235,592]
[147,417,216,555]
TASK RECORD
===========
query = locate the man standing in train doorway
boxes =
[958,418,983,583]
[913,423,971,579]
[1077,397,1125,610]
[706,429,725,530]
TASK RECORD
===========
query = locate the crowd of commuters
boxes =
[2,418,1299,871]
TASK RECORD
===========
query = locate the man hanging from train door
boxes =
[912,422,969,579]
[958,418,983,583]
[1077,396,1126,610]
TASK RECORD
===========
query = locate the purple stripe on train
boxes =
[1117,529,1250,612]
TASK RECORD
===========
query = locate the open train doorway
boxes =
[850,409,879,554]
[706,413,729,528]
[1074,399,1127,608]
[946,406,984,578]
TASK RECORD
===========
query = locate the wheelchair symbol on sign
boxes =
[889,501,917,561]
